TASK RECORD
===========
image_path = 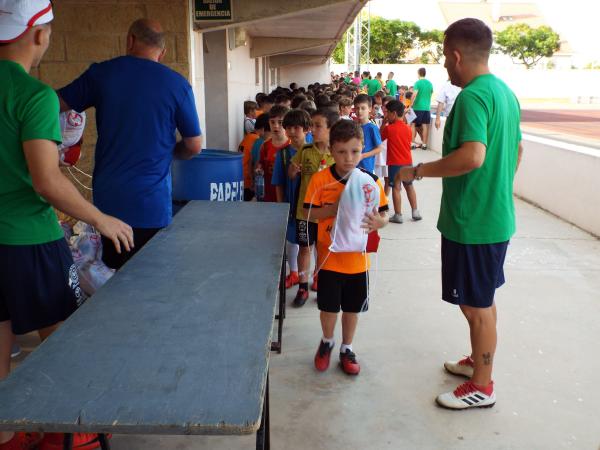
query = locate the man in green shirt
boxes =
[0,1,133,447]
[385,72,398,98]
[411,67,434,149]
[397,18,522,410]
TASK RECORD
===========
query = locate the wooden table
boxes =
[0,201,288,450]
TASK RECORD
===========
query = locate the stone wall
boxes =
[35,0,191,201]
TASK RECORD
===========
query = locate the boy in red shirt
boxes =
[382,100,422,223]
[257,105,290,202]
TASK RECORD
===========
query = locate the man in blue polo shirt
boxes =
[59,18,202,269]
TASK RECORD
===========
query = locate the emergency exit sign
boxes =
[194,0,233,21]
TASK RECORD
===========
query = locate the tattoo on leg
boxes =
[482,352,492,365]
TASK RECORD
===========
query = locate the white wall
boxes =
[332,63,600,101]
[191,31,206,145]
[280,62,332,89]
[226,34,264,151]
[428,117,600,237]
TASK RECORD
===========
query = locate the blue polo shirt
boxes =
[59,56,201,228]
[358,122,382,173]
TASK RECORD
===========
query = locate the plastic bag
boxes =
[329,168,380,253]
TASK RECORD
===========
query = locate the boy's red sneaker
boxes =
[292,288,308,307]
[310,273,318,292]
[39,433,108,450]
[339,349,361,375]
[0,432,42,450]
[314,340,333,371]
[285,271,299,289]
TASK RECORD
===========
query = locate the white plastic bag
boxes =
[58,110,86,150]
[329,168,380,253]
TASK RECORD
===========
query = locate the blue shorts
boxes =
[413,110,431,126]
[388,164,413,187]
[0,238,83,334]
[286,215,298,244]
[441,236,508,308]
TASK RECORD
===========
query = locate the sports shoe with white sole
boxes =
[412,209,422,221]
[389,213,403,224]
[436,380,496,410]
[444,355,474,378]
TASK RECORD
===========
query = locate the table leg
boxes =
[62,433,73,450]
[98,434,111,450]
[271,249,286,353]
[255,374,270,450]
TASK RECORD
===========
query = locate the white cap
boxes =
[0,0,53,43]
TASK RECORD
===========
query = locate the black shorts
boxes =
[295,219,317,247]
[317,270,369,313]
[0,238,83,335]
[413,110,431,126]
[102,227,160,270]
[441,236,508,308]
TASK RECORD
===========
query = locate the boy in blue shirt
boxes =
[353,94,383,174]
[272,109,311,288]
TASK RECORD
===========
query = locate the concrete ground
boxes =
[10,151,598,449]
[105,151,600,449]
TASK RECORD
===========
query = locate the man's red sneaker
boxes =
[285,271,299,289]
[0,432,42,450]
[339,349,361,375]
[310,273,318,292]
[314,340,333,371]
[39,433,108,450]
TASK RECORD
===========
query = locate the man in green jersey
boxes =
[411,67,434,149]
[0,1,133,447]
[397,18,523,410]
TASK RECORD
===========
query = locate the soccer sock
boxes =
[340,343,353,354]
[299,282,308,291]
[286,241,299,272]
[322,336,335,347]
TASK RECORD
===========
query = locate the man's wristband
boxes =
[413,163,424,181]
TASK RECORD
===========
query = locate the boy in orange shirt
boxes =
[383,100,422,223]
[238,125,259,201]
[304,120,389,375]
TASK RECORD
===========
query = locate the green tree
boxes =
[331,17,421,65]
[370,17,421,63]
[419,29,444,63]
[494,24,560,69]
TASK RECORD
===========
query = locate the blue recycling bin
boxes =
[172,149,244,202]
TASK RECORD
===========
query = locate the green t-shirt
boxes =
[367,78,381,96]
[412,78,433,111]
[291,144,335,221]
[437,73,522,244]
[0,60,63,245]
[386,79,398,96]
[344,76,351,84]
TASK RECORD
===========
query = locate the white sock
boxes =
[340,343,353,354]
[286,241,299,272]
[321,336,335,347]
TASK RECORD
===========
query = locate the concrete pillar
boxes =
[203,30,230,150]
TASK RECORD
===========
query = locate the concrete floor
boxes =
[17,151,599,449]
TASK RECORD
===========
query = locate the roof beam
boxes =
[193,0,357,32]
[251,38,334,58]
[269,54,324,68]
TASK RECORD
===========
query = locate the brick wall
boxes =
[36,0,191,203]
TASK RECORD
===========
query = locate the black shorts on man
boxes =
[317,270,369,313]
[441,236,508,308]
[0,238,82,334]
